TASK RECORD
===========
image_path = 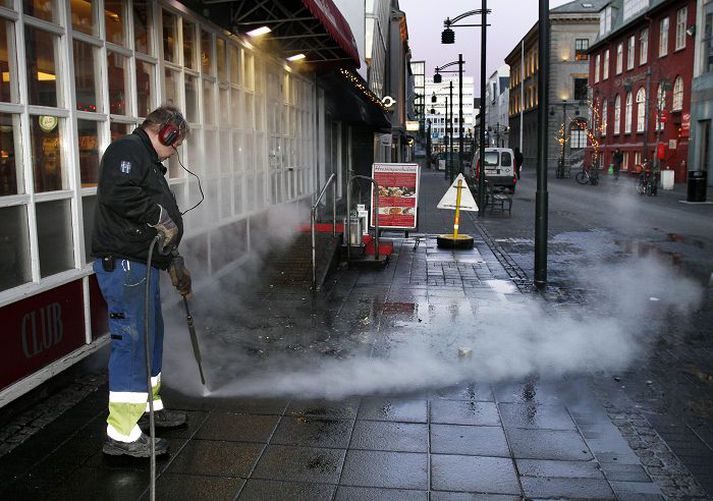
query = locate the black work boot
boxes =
[139,409,187,429]
[102,433,169,457]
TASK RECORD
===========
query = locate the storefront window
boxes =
[71,0,97,36]
[110,121,130,142]
[162,10,177,63]
[81,195,96,262]
[136,60,155,117]
[0,205,32,291]
[165,68,180,107]
[183,20,196,69]
[201,30,213,75]
[25,27,61,108]
[31,115,64,192]
[217,38,226,82]
[220,87,229,125]
[24,0,58,23]
[203,79,215,124]
[133,1,152,54]
[105,1,126,46]
[107,51,128,115]
[230,88,239,125]
[0,21,18,103]
[185,75,198,122]
[0,113,21,196]
[77,119,99,187]
[37,199,74,277]
[230,45,239,83]
[73,40,100,112]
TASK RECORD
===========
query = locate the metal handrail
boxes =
[346,175,380,264]
[311,173,336,290]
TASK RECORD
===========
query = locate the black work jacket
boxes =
[91,128,183,269]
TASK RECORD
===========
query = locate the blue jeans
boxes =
[94,258,164,438]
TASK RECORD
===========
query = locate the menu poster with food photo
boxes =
[370,163,420,230]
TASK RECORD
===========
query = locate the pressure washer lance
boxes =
[182,295,206,385]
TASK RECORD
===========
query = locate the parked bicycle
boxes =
[637,161,658,196]
[575,164,599,185]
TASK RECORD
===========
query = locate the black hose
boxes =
[145,235,160,501]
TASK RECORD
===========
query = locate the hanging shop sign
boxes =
[38,115,58,133]
[370,163,420,230]
[680,113,690,137]
[382,95,396,108]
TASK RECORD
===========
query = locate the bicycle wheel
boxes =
[575,171,588,185]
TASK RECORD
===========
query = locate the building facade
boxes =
[688,0,713,190]
[588,0,696,183]
[0,0,389,406]
[424,75,475,153]
[505,0,606,172]
[485,65,510,147]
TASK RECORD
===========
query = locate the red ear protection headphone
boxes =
[158,112,185,147]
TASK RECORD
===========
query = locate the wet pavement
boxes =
[0,167,711,499]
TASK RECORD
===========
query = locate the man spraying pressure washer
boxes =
[92,105,192,457]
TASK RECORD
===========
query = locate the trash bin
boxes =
[687,170,708,202]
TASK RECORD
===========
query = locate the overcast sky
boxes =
[399,0,572,91]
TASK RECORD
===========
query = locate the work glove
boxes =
[149,205,178,254]
[168,254,192,296]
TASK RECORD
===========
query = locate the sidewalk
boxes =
[0,167,668,500]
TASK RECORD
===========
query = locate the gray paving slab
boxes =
[430,454,521,494]
[340,450,428,489]
[430,400,501,426]
[237,479,335,501]
[505,428,594,461]
[195,412,279,442]
[334,485,428,501]
[498,402,577,430]
[431,424,510,457]
[251,445,345,484]
[271,416,354,449]
[166,440,262,477]
[357,397,428,423]
[516,458,604,478]
[349,420,428,452]
[520,476,615,499]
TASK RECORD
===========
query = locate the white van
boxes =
[471,147,517,192]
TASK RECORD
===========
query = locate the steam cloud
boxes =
[163,241,704,400]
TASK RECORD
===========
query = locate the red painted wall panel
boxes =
[0,280,86,390]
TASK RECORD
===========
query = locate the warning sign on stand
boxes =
[437,174,479,212]
[370,163,420,230]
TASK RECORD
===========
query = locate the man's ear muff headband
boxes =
[158,113,185,146]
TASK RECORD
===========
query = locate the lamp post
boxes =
[549,100,581,178]
[440,4,490,210]
[434,55,465,182]
[535,0,549,287]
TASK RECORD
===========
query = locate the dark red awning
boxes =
[300,0,360,66]
[197,0,360,68]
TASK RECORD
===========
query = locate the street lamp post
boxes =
[440,3,491,210]
[535,0,549,287]
[434,54,465,182]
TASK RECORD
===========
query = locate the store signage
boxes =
[0,280,85,391]
[38,115,58,133]
[370,163,420,230]
[382,95,396,108]
[406,120,420,132]
[680,112,690,137]
[380,133,392,146]
[668,139,677,150]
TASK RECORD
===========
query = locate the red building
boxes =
[588,0,696,183]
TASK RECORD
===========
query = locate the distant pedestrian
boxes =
[513,147,523,179]
[613,148,623,180]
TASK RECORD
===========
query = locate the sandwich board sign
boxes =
[437,173,478,212]
[370,163,420,230]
